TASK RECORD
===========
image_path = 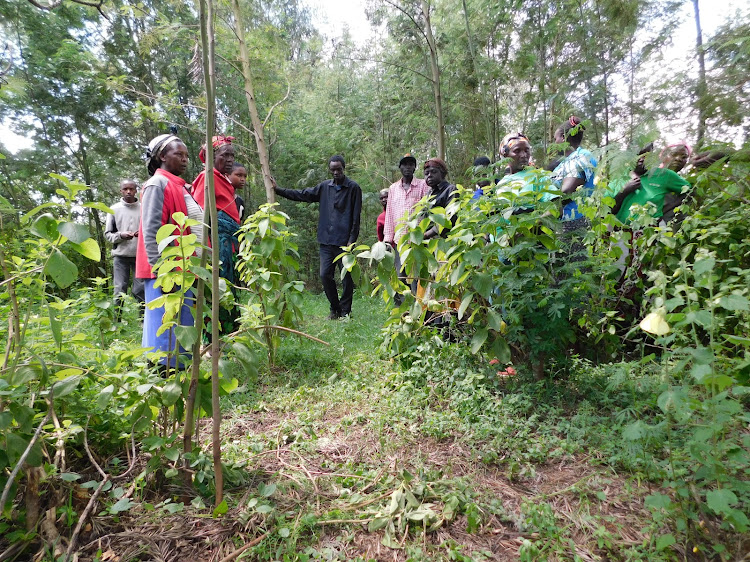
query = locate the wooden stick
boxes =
[0,410,50,511]
[217,532,269,562]
[62,477,109,562]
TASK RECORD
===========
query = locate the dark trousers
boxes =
[113,255,145,308]
[319,244,353,315]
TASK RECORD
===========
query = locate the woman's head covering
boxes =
[146,134,181,176]
[199,135,235,164]
[423,158,448,175]
[659,141,692,160]
[500,132,529,156]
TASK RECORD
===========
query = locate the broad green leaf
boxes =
[718,294,749,311]
[656,534,676,550]
[706,489,737,516]
[161,381,182,407]
[109,497,136,514]
[10,364,42,386]
[470,328,488,354]
[69,238,101,261]
[60,473,81,482]
[57,221,91,244]
[46,248,78,288]
[213,499,229,517]
[52,371,82,398]
[31,214,58,242]
[370,241,387,261]
[97,385,114,409]
[472,273,493,299]
[174,325,198,348]
[645,493,672,510]
[259,482,276,497]
[693,257,715,275]
[491,337,511,364]
[278,527,290,538]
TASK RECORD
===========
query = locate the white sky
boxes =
[1,0,745,154]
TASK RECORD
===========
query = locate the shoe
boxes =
[327,310,341,320]
[340,311,351,320]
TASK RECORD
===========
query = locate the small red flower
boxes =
[489,359,500,366]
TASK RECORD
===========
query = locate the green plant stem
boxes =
[0,408,50,510]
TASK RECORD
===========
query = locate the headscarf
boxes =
[423,158,448,175]
[500,132,529,156]
[659,141,692,161]
[146,134,181,176]
[199,135,235,164]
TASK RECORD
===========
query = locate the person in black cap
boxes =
[274,155,362,320]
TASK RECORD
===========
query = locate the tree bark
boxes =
[692,0,707,147]
[420,0,445,160]
[198,0,223,505]
[230,0,276,204]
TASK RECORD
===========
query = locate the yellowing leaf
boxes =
[640,309,670,335]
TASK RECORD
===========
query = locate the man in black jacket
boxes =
[274,155,362,319]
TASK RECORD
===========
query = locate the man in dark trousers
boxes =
[105,179,145,319]
[274,155,362,319]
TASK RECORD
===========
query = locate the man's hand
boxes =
[120,231,135,240]
[621,178,641,196]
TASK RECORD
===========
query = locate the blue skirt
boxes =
[142,278,196,368]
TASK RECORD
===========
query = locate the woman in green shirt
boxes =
[612,143,691,225]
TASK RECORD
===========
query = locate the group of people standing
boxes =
[106,118,694,368]
[106,133,250,368]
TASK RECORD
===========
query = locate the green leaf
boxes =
[83,201,114,214]
[491,337,511,364]
[10,364,42,386]
[161,381,182,407]
[718,294,749,311]
[31,214,58,242]
[471,273,493,299]
[645,493,672,510]
[97,385,114,409]
[278,527,290,538]
[46,248,78,288]
[69,238,101,261]
[213,499,229,517]
[706,489,737,516]
[48,304,62,347]
[259,482,276,497]
[51,371,82,398]
[60,472,81,482]
[174,325,198,348]
[57,221,91,244]
[693,257,715,275]
[109,497,136,514]
[470,328,488,354]
[458,292,473,319]
[656,534,676,550]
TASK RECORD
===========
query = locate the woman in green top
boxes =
[612,143,691,225]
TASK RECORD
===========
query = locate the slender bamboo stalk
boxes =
[198,0,223,504]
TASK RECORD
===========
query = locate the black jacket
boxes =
[276,177,362,246]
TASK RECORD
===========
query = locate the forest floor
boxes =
[74,293,664,562]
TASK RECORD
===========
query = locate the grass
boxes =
[66,290,713,561]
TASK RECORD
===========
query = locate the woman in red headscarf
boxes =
[191,135,242,335]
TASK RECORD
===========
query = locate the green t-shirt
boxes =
[615,168,689,224]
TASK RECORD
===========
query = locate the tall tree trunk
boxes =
[461,0,491,154]
[198,0,223,506]
[692,0,707,147]
[230,0,276,204]
[420,0,445,160]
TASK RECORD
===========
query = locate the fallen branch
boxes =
[0,409,50,511]
[217,532,269,562]
[62,477,108,562]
